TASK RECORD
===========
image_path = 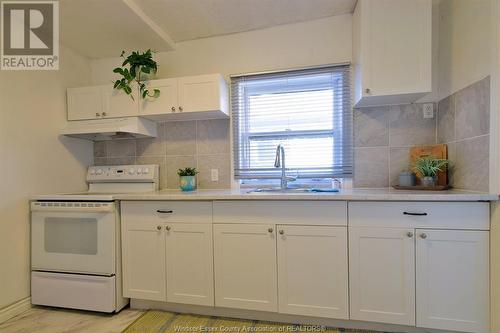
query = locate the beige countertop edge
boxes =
[113,189,498,201]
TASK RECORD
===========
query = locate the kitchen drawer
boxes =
[213,201,347,226]
[349,202,489,230]
[121,201,212,224]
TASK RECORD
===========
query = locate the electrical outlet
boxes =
[211,169,219,182]
[423,103,434,118]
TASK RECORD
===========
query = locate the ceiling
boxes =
[60,0,356,59]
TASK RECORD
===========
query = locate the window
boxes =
[231,65,352,182]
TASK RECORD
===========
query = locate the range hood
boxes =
[60,117,157,141]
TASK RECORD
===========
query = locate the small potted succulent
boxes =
[178,167,198,191]
[413,157,450,187]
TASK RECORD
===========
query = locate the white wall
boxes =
[437,0,491,100]
[0,46,93,311]
[90,15,352,83]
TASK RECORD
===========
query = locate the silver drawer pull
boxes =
[157,210,173,214]
[403,212,427,216]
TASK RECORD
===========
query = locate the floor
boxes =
[0,306,143,333]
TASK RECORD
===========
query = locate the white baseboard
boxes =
[0,297,32,324]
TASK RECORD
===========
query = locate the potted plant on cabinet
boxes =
[178,167,198,191]
[112,49,160,100]
[413,157,450,187]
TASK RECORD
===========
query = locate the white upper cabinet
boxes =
[349,227,416,326]
[416,229,489,333]
[277,225,349,319]
[140,74,229,121]
[353,0,432,107]
[67,85,138,120]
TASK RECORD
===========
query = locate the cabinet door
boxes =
[349,227,415,325]
[178,74,222,113]
[416,229,489,333]
[67,86,103,120]
[121,220,166,301]
[140,78,179,115]
[165,223,214,306]
[363,0,431,97]
[102,84,138,118]
[277,225,348,319]
[213,224,277,311]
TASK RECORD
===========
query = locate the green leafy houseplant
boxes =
[413,157,449,178]
[177,167,198,177]
[113,49,160,100]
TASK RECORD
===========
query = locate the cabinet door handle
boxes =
[279,230,285,235]
[420,233,428,239]
[102,112,107,117]
[179,106,183,112]
[365,88,371,94]
[403,212,427,216]
[156,225,162,231]
[268,228,273,233]
[171,106,176,112]
[157,209,173,214]
[96,113,100,117]
[166,226,171,231]
[407,231,414,238]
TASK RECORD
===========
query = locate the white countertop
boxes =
[113,188,498,201]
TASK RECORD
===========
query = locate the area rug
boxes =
[122,311,384,333]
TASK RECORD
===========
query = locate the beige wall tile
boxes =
[452,135,489,191]
[196,119,230,154]
[105,139,136,157]
[166,156,197,189]
[136,123,166,157]
[437,95,455,144]
[94,157,107,166]
[105,157,136,165]
[353,147,389,188]
[354,107,390,147]
[94,142,106,158]
[136,156,167,189]
[455,76,490,140]
[197,154,231,189]
[389,104,436,147]
[389,148,411,186]
[166,121,197,156]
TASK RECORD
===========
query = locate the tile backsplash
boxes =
[93,119,231,189]
[353,76,490,191]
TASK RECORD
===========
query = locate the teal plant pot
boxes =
[179,176,197,191]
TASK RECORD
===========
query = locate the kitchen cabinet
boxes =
[121,219,166,301]
[67,85,138,121]
[349,227,416,325]
[213,224,278,312]
[277,225,349,319]
[165,223,214,306]
[121,201,214,305]
[140,74,229,120]
[353,0,432,107]
[416,229,489,333]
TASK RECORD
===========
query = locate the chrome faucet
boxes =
[274,144,295,189]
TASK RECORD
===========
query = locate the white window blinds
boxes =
[231,65,352,179]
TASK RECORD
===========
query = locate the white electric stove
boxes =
[31,164,159,313]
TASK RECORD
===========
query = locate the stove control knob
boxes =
[128,168,135,175]
[143,168,149,174]
[96,169,103,175]
[90,169,96,175]
[137,168,143,174]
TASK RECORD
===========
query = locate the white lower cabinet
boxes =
[277,225,349,319]
[213,224,278,312]
[165,223,214,306]
[122,219,166,301]
[416,229,489,333]
[349,227,416,326]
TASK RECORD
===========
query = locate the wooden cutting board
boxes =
[410,144,448,186]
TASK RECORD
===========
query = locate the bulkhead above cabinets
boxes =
[66,73,229,122]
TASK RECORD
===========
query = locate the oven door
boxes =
[31,202,116,275]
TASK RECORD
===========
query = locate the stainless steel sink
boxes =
[247,187,312,193]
